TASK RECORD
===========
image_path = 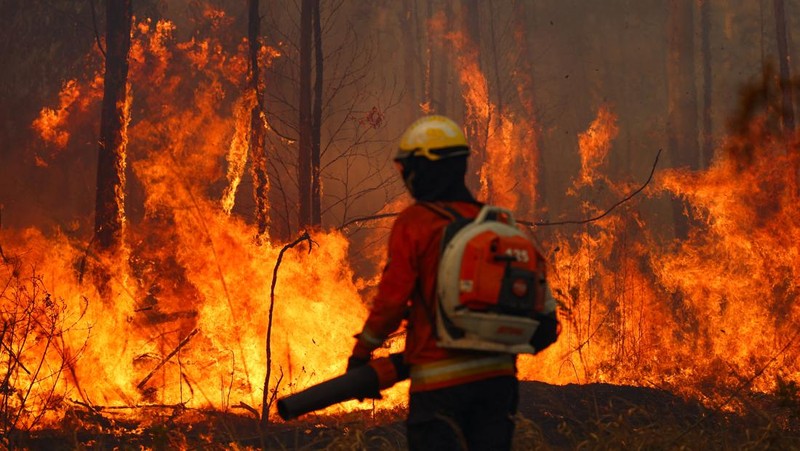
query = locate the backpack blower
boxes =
[277,353,409,420]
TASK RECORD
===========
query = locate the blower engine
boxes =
[277,353,409,420]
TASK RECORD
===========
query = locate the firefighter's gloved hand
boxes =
[347,356,370,372]
[348,339,374,401]
[531,311,559,353]
[346,354,371,402]
[348,339,372,372]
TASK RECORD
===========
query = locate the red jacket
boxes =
[354,201,516,392]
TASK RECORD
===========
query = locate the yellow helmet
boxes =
[395,115,469,161]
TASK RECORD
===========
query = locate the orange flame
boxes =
[221,89,256,215]
[520,105,800,405]
[575,104,619,189]
[428,13,523,211]
[32,80,81,149]
[13,4,800,431]
[13,10,410,427]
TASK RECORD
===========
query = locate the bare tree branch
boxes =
[336,213,400,231]
[89,0,106,58]
[261,231,315,425]
[337,149,662,230]
[0,327,30,375]
[521,148,662,227]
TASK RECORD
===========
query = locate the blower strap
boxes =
[415,201,481,340]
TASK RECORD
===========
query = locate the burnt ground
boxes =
[8,381,800,450]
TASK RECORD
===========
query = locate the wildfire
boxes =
[221,90,256,215]
[5,9,407,432]
[6,1,800,436]
[574,104,619,189]
[518,99,800,405]
[654,119,800,396]
[429,12,537,213]
[32,80,82,149]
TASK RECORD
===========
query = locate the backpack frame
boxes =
[422,203,547,354]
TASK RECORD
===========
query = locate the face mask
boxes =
[396,156,472,202]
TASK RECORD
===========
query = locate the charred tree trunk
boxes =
[773,0,795,133]
[297,0,313,229]
[311,1,322,227]
[424,0,434,110]
[429,0,439,112]
[700,0,713,168]
[486,1,504,206]
[666,0,700,240]
[511,0,542,215]
[249,0,270,242]
[94,0,132,255]
[435,0,453,114]
[403,0,422,117]
[488,2,503,121]
[460,0,483,191]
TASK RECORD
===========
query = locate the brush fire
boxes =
[1,1,799,449]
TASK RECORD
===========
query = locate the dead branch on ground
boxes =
[70,399,189,411]
[234,401,260,419]
[136,328,199,391]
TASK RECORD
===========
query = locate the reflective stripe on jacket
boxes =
[409,354,516,391]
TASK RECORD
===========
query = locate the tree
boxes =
[773,0,795,133]
[666,0,700,239]
[297,0,313,229]
[263,1,402,239]
[510,0,543,215]
[94,0,133,254]
[400,0,423,115]
[700,0,713,168]
[459,0,484,190]
[311,0,323,226]
[249,0,270,242]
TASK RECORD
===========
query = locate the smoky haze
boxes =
[1,0,800,434]
[1,1,797,237]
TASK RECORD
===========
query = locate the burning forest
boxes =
[1,0,800,449]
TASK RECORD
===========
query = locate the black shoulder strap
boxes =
[414,202,480,340]
[418,202,474,253]
[418,201,461,220]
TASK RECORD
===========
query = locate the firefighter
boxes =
[348,115,519,451]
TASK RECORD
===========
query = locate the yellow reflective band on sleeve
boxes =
[410,355,515,390]
[358,328,384,349]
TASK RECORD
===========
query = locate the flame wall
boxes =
[2,1,800,430]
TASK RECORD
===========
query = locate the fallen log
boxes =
[136,328,199,390]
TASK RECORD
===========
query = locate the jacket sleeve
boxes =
[353,212,419,357]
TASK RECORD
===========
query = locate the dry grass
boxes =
[5,391,798,450]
